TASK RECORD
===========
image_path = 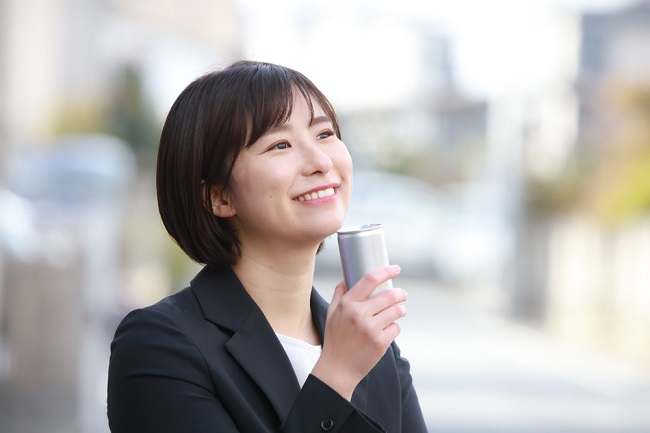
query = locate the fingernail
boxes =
[392,265,401,272]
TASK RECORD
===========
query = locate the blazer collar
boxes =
[190,266,329,423]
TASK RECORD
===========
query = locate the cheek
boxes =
[237,167,291,211]
[333,142,353,175]
[334,144,353,207]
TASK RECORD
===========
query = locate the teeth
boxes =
[297,187,335,201]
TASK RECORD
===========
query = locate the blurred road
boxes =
[314,274,650,433]
[4,272,649,433]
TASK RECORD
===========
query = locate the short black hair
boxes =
[156,61,341,268]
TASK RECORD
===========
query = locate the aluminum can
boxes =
[337,223,392,296]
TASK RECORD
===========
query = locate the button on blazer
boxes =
[108,266,428,433]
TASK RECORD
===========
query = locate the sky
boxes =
[236,0,637,106]
[143,0,637,117]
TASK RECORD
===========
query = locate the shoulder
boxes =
[109,287,218,385]
[113,287,201,339]
[151,285,202,318]
[111,287,195,346]
[111,282,223,351]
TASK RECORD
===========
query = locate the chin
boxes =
[312,217,345,241]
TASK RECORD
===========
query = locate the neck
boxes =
[232,244,320,345]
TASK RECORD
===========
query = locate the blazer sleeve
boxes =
[281,375,385,433]
[108,307,388,433]
[392,342,429,433]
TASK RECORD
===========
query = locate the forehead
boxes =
[239,67,340,149]
[291,90,328,119]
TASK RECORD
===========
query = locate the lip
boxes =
[293,182,340,202]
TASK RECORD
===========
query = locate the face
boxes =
[220,91,353,254]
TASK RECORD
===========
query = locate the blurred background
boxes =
[1,0,649,431]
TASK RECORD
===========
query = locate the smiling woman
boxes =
[107,61,428,433]
[222,90,352,259]
[155,61,344,268]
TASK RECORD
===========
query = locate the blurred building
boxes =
[339,22,488,183]
[0,0,240,154]
[519,0,650,370]
[0,1,242,432]
[521,8,581,181]
[578,0,650,148]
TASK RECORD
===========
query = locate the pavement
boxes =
[3,273,648,433]
[314,274,650,433]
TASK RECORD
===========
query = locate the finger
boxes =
[327,280,347,318]
[363,288,407,315]
[372,302,407,330]
[382,321,401,343]
[347,265,401,301]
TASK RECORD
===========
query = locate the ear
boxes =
[205,184,237,218]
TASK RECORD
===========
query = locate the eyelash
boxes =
[317,129,335,140]
[265,130,335,152]
[269,141,290,151]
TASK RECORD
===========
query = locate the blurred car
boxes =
[1,134,136,265]
[316,170,515,286]
[6,134,136,207]
[0,189,40,261]
[430,182,515,286]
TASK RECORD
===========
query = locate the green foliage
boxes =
[594,86,650,225]
[52,101,106,134]
[52,64,159,168]
[527,84,650,225]
[165,234,200,293]
[526,169,588,215]
[105,65,160,168]
[597,147,650,224]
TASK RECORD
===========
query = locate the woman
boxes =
[107,60,428,433]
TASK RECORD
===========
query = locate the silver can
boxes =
[337,223,392,296]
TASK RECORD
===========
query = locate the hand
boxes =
[311,265,407,400]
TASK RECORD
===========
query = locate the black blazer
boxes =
[108,266,427,433]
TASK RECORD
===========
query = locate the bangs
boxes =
[241,64,340,147]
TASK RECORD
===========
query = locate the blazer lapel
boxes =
[309,289,329,341]
[190,266,302,423]
[225,310,301,422]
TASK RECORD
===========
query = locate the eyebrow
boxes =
[268,115,332,133]
[310,115,332,126]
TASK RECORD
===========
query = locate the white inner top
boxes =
[275,333,322,388]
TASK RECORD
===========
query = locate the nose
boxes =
[301,142,333,176]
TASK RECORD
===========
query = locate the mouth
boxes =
[294,186,337,202]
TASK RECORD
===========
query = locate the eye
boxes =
[317,130,335,140]
[266,141,291,152]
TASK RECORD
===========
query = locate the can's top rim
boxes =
[337,223,383,235]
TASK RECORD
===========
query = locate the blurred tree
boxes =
[52,64,159,168]
[51,99,106,135]
[590,85,650,225]
[525,167,590,215]
[526,84,650,225]
[104,65,160,168]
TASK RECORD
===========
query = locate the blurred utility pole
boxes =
[0,0,12,387]
[484,95,543,320]
[0,0,8,156]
